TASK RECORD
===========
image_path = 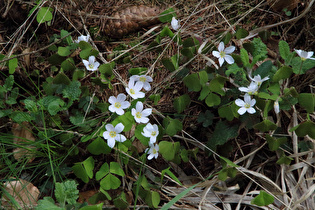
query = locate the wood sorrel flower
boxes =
[82,56,100,71]
[142,123,159,144]
[145,143,159,160]
[103,123,126,148]
[132,101,152,123]
[212,42,235,67]
[294,49,315,61]
[171,17,180,30]
[108,93,130,115]
[274,101,280,114]
[235,94,256,115]
[239,81,259,95]
[130,75,153,91]
[126,77,145,99]
[250,75,269,87]
[75,35,90,43]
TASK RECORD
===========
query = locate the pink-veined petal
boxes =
[89,56,95,64]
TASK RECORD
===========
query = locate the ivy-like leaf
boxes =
[55,180,79,206]
[62,81,81,101]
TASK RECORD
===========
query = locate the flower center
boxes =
[152,148,157,154]
[244,103,251,109]
[139,77,146,82]
[130,89,135,94]
[151,131,156,136]
[88,64,94,69]
[136,112,142,118]
[109,131,116,138]
[114,102,121,108]
[219,51,226,58]
[301,57,307,61]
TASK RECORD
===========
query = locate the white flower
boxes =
[108,93,130,115]
[132,101,152,123]
[171,17,180,30]
[126,77,145,99]
[142,123,159,144]
[294,49,315,61]
[239,81,259,95]
[250,75,269,87]
[103,123,126,148]
[145,143,159,160]
[235,94,256,115]
[212,42,235,67]
[274,101,280,114]
[82,56,100,71]
[130,75,153,91]
[75,35,90,43]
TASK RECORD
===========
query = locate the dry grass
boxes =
[1,0,315,209]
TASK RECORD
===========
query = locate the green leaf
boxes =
[53,72,71,85]
[99,62,115,77]
[160,26,174,38]
[55,180,79,206]
[209,75,227,96]
[62,81,81,101]
[111,111,134,132]
[151,191,160,208]
[162,58,176,72]
[253,119,278,132]
[236,28,249,40]
[207,121,238,149]
[218,103,237,121]
[159,141,180,161]
[198,85,211,100]
[47,99,65,115]
[291,57,315,74]
[36,197,63,210]
[164,117,182,136]
[149,94,161,105]
[72,157,94,183]
[159,8,175,23]
[276,153,293,165]
[266,135,287,151]
[298,93,315,113]
[110,162,125,177]
[100,174,121,190]
[61,58,76,71]
[240,48,250,67]
[253,60,272,78]
[173,94,191,113]
[197,110,214,127]
[8,57,18,74]
[128,67,147,75]
[251,191,274,206]
[198,71,208,86]
[95,163,110,181]
[205,93,221,107]
[87,137,111,155]
[278,40,291,60]
[113,192,128,209]
[293,120,315,139]
[37,7,53,24]
[58,46,71,57]
[251,38,268,60]
[79,203,103,210]
[183,73,201,92]
[272,66,293,82]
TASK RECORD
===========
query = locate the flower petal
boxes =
[116,134,126,142]
[247,107,256,114]
[136,101,143,111]
[142,108,152,116]
[103,131,110,139]
[89,56,95,64]
[116,109,124,115]
[107,138,115,148]
[238,107,247,115]
[249,98,256,106]
[235,99,245,107]
[224,46,235,54]
[224,55,234,64]
[115,123,124,133]
[212,51,220,58]
[218,57,224,67]
[82,59,89,66]
[218,42,224,52]
[121,101,130,109]
[108,96,116,104]
[105,124,114,131]
[117,93,126,102]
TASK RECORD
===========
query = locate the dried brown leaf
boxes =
[12,122,36,163]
